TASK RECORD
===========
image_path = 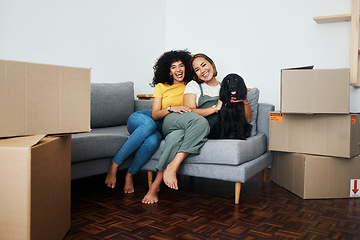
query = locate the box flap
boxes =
[282,65,314,71]
[0,134,46,148]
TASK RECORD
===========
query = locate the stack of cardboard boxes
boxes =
[269,67,360,199]
[0,60,91,240]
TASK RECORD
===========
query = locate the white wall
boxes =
[0,0,166,95]
[166,0,359,111]
[1,0,359,111]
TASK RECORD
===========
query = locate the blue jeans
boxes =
[113,110,162,174]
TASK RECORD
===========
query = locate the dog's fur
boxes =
[209,73,252,140]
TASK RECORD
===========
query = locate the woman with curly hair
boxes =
[142,51,210,204]
[105,50,193,193]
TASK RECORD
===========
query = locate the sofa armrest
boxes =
[257,103,275,148]
[135,100,153,112]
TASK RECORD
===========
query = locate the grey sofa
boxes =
[71,81,275,204]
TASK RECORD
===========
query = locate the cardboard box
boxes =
[271,152,360,199]
[0,60,91,138]
[269,112,360,158]
[0,135,71,240]
[281,68,350,114]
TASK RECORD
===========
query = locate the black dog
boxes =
[210,73,252,140]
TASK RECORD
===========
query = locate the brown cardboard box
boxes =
[269,112,360,158]
[281,68,350,114]
[0,134,71,240]
[0,60,91,138]
[271,152,360,199]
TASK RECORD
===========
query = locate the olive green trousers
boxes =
[156,112,210,171]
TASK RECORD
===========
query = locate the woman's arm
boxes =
[243,99,252,123]
[183,93,222,117]
[230,98,252,122]
[152,97,192,121]
[152,97,169,121]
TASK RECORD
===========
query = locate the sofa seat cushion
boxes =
[150,133,267,166]
[71,126,130,163]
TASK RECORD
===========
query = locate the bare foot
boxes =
[163,167,178,190]
[142,171,162,204]
[124,172,134,194]
[162,152,188,190]
[142,187,159,204]
[105,160,118,188]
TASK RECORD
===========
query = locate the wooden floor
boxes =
[64,169,360,240]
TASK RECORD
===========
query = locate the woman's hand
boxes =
[230,98,249,104]
[215,100,222,111]
[169,106,192,114]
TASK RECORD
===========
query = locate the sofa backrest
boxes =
[91,82,134,128]
[247,87,260,136]
[257,103,275,148]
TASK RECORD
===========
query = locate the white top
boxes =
[184,80,220,106]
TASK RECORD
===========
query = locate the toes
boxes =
[142,195,158,204]
[142,197,149,204]
[124,188,134,194]
[164,180,178,190]
[105,179,116,188]
[143,198,152,204]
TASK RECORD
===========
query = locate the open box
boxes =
[0,134,71,240]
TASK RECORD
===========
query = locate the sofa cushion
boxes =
[150,133,267,166]
[71,126,130,163]
[141,151,273,183]
[248,87,260,136]
[91,82,135,128]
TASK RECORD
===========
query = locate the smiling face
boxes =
[170,60,186,84]
[192,57,215,82]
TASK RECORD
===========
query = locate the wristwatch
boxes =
[167,106,173,113]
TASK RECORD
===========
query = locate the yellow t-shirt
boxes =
[153,83,186,110]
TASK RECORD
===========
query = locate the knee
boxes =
[192,115,210,131]
[144,132,162,149]
[201,121,210,135]
[127,113,156,133]
[142,118,157,133]
[195,118,210,136]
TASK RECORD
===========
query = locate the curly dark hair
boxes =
[190,53,218,83]
[151,50,192,86]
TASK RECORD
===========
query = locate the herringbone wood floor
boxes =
[64,169,360,240]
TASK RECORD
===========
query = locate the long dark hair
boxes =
[151,50,192,86]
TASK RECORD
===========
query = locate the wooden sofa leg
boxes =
[263,168,268,182]
[235,182,241,204]
[147,171,153,188]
